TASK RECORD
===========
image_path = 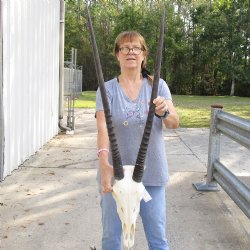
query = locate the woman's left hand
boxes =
[153,96,169,117]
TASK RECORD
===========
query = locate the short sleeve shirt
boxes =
[96,77,172,186]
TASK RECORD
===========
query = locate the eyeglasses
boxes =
[119,46,143,55]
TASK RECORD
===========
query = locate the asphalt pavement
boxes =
[0,108,249,250]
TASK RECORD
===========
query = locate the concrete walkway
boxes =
[0,109,249,250]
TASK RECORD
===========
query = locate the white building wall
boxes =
[2,0,60,179]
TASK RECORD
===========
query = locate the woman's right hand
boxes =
[100,163,114,194]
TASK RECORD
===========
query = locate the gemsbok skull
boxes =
[112,165,145,248]
[86,4,165,249]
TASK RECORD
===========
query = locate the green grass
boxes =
[74,91,96,108]
[73,91,250,128]
[173,95,250,127]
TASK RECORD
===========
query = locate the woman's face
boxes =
[116,39,145,71]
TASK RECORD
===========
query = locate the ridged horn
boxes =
[133,9,166,183]
[86,5,124,180]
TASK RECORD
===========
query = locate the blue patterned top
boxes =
[96,77,172,186]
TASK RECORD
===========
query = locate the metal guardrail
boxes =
[193,104,250,219]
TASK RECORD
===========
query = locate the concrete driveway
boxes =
[0,109,249,250]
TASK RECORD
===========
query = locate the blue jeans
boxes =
[100,186,169,250]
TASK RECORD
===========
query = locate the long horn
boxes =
[86,4,124,180]
[133,9,166,183]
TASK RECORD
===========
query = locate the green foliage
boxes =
[64,0,250,97]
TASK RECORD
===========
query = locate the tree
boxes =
[64,0,250,96]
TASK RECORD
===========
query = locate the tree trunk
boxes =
[230,50,235,96]
[230,75,235,96]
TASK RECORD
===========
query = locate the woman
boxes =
[96,31,179,250]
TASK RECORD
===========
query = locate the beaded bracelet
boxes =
[97,148,109,157]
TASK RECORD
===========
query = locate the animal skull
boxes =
[112,165,145,249]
